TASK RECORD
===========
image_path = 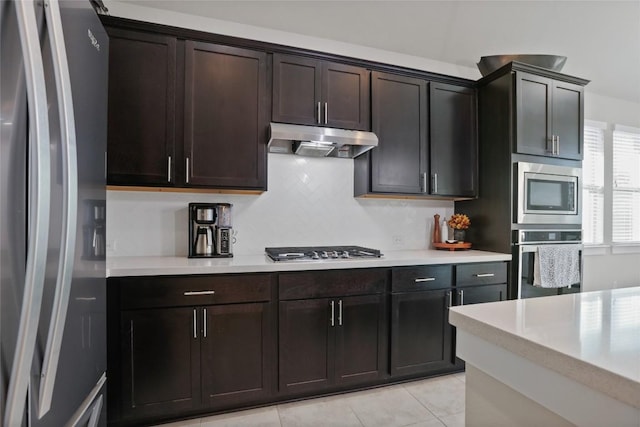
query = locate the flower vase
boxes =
[453,229,466,242]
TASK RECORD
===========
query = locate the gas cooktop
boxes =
[265,246,383,262]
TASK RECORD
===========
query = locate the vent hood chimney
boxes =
[267,123,378,158]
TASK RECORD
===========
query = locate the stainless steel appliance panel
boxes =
[515,229,582,299]
[516,162,581,225]
[1,1,107,425]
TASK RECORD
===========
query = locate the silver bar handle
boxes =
[330,300,335,327]
[415,277,436,282]
[185,157,190,183]
[474,273,495,278]
[317,101,321,124]
[203,308,207,338]
[39,0,80,416]
[193,309,197,338]
[432,173,438,193]
[167,155,172,182]
[338,300,343,326]
[184,290,216,296]
[64,373,106,427]
[324,101,328,124]
[556,135,560,155]
[421,172,427,193]
[548,136,554,154]
[459,290,465,305]
[447,291,452,308]
[87,394,104,427]
[5,2,52,426]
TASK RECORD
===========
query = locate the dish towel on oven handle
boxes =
[533,244,581,288]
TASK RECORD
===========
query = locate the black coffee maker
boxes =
[188,203,233,258]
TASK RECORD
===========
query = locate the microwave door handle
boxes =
[5,2,52,426]
[38,0,80,418]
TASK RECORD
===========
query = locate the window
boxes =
[612,126,640,243]
[582,123,605,244]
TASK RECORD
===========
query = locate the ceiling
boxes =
[116,1,640,103]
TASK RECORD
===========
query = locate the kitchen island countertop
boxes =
[449,287,640,426]
[107,249,511,277]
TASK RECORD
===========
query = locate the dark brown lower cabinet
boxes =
[120,307,200,420]
[455,283,507,306]
[109,274,275,426]
[390,289,454,377]
[279,294,387,395]
[201,302,273,409]
[278,298,333,393]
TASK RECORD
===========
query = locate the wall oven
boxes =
[516,162,581,225]
[515,229,582,299]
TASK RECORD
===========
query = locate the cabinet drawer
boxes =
[117,274,273,309]
[391,265,453,292]
[278,269,387,300]
[455,262,507,287]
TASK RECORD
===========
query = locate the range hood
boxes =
[267,123,378,158]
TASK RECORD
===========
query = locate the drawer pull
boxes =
[415,277,436,282]
[183,290,216,296]
[474,273,495,278]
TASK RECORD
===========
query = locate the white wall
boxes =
[107,154,453,256]
[104,1,640,290]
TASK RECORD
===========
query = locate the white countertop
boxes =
[106,249,511,277]
[449,287,640,408]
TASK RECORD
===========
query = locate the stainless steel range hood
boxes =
[267,123,378,158]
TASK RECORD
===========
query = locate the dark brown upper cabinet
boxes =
[367,72,428,194]
[516,71,584,160]
[272,53,370,131]
[430,82,478,197]
[355,72,477,199]
[105,26,269,191]
[183,41,268,189]
[106,28,177,186]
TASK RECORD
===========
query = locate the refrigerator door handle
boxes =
[37,0,80,417]
[86,394,104,427]
[64,372,107,427]
[4,2,52,426]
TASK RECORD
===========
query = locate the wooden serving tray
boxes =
[433,242,472,251]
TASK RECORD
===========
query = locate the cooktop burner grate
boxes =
[265,246,382,262]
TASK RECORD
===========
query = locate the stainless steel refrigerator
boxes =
[1,0,108,425]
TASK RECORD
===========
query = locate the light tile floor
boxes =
[155,373,466,427]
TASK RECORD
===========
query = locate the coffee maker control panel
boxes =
[188,203,233,258]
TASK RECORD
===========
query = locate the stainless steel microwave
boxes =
[516,162,581,225]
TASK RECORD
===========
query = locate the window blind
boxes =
[613,128,640,242]
[583,126,604,244]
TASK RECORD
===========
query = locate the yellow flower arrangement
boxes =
[447,213,470,230]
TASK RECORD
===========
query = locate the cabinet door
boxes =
[516,72,552,157]
[552,81,583,160]
[279,299,334,394]
[370,72,428,194]
[120,307,200,420]
[272,53,322,126]
[334,294,387,385]
[184,42,268,189]
[201,303,273,409]
[430,83,477,197]
[323,62,370,130]
[390,290,454,377]
[456,284,507,306]
[106,29,176,186]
